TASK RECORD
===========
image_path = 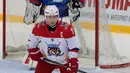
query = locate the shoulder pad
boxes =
[61,22,69,28]
[36,21,44,28]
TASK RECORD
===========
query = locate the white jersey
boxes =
[28,20,79,64]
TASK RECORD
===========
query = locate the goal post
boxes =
[2,0,33,61]
[1,0,6,59]
[95,0,99,67]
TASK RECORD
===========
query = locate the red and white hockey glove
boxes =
[67,58,79,73]
[28,48,43,62]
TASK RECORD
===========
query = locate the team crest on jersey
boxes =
[46,43,64,56]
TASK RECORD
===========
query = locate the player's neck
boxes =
[47,21,58,31]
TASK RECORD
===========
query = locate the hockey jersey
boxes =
[28,20,79,64]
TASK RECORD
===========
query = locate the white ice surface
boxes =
[0,59,130,73]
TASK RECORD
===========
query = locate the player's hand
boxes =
[28,48,43,62]
[67,58,79,73]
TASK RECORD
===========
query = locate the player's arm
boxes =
[27,24,43,62]
[64,24,79,58]
[64,24,79,72]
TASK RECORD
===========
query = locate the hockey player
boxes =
[27,5,79,73]
[24,0,86,68]
[24,0,85,24]
[24,0,87,67]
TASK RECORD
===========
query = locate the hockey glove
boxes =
[70,0,85,9]
[67,58,79,73]
[69,8,80,23]
[28,48,43,62]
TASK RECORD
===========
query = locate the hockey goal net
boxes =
[2,0,130,69]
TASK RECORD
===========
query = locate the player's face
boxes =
[46,15,58,27]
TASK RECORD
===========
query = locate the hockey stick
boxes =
[28,58,87,73]
[43,58,87,73]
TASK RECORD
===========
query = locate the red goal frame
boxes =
[3,0,6,59]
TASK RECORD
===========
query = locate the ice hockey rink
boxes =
[1,0,130,72]
[0,22,130,73]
